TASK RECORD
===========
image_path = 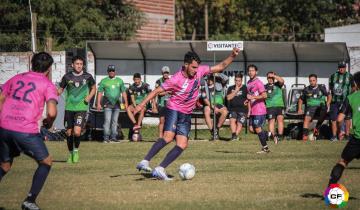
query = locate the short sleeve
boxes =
[257,81,266,93]
[59,75,67,89]
[97,80,104,92]
[87,75,96,87]
[339,97,351,116]
[45,81,59,103]
[119,80,126,93]
[197,65,211,78]
[161,77,175,92]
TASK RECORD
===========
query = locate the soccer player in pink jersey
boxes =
[0,52,58,210]
[135,48,240,180]
[246,64,270,154]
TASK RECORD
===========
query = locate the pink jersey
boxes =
[247,77,267,116]
[161,65,210,114]
[0,72,58,133]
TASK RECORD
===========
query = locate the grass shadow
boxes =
[110,173,142,178]
[134,173,175,181]
[215,150,242,154]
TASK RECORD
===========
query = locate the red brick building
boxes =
[131,0,175,41]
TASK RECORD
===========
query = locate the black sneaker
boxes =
[22,201,40,210]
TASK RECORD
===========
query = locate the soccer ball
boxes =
[179,163,195,180]
[328,187,345,205]
[132,133,141,142]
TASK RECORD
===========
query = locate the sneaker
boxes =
[136,160,152,172]
[330,136,338,142]
[256,148,270,154]
[152,166,173,181]
[72,150,79,163]
[22,201,40,210]
[66,153,73,164]
[231,135,238,141]
[103,139,110,143]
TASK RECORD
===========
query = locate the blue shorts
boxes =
[0,128,49,162]
[164,108,191,138]
[249,115,266,128]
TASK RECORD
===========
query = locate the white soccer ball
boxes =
[179,163,196,180]
[132,133,140,142]
[328,187,345,205]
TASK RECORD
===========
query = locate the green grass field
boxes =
[0,136,359,210]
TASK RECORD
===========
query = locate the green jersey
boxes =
[128,82,151,105]
[98,77,126,108]
[340,91,360,139]
[300,84,328,107]
[155,77,170,107]
[265,82,285,108]
[329,72,354,103]
[60,71,95,111]
[208,85,225,105]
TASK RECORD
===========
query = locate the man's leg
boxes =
[126,105,137,125]
[277,113,284,140]
[159,116,165,138]
[252,115,269,153]
[159,135,187,168]
[328,160,347,186]
[216,106,228,129]
[329,103,339,140]
[345,119,351,138]
[103,108,112,142]
[110,109,120,141]
[204,106,213,131]
[302,115,312,141]
[137,109,146,127]
[230,117,237,139]
[268,118,276,139]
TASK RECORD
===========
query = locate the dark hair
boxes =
[267,71,275,76]
[247,64,258,71]
[235,73,243,79]
[72,55,85,64]
[353,71,360,87]
[308,74,317,79]
[133,73,141,79]
[184,51,201,64]
[31,52,54,73]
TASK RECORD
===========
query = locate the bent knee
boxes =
[40,156,53,166]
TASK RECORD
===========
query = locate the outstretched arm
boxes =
[134,86,165,115]
[210,48,240,74]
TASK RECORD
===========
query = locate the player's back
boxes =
[0,71,58,134]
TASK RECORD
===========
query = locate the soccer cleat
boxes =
[152,166,173,181]
[136,160,152,172]
[330,136,338,142]
[256,148,270,154]
[21,201,40,210]
[302,135,308,142]
[231,135,239,141]
[66,153,73,164]
[72,150,79,163]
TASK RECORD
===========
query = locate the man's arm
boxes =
[42,100,58,129]
[210,48,240,74]
[248,92,267,100]
[0,92,6,113]
[85,84,96,103]
[226,87,238,101]
[96,91,103,111]
[298,98,303,114]
[274,75,284,86]
[122,92,128,109]
[57,88,64,96]
[134,86,165,114]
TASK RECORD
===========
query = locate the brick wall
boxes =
[132,0,175,41]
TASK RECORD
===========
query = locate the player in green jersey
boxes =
[328,71,360,186]
[298,74,331,141]
[96,65,128,143]
[58,56,96,163]
[265,72,285,144]
[153,66,171,138]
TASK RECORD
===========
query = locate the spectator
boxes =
[265,71,285,144]
[126,73,151,138]
[154,66,171,138]
[328,62,355,141]
[226,73,249,141]
[298,74,331,141]
[202,73,228,140]
[96,65,128,143]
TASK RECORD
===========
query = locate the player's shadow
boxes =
[347,166,360,170]
[135,173,174,181]
[301,193,358,200]
[53,160,67,163]
[215,150,242,154]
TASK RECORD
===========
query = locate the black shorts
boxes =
[266,107,284,119]
[158,106,167,117]
[0,128,49,162]
[229,111,247,125]
[64,111,87,129]
[341,136,360,162]
[329,102,352,121]
[305,106,326,118]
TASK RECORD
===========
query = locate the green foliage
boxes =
[0,0,144,51]
[176,0,360,41]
